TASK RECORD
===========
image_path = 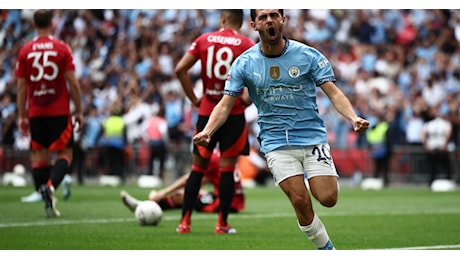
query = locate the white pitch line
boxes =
[2,208,460,228]
[372,244,460,250]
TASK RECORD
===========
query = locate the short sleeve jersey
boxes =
[188,28,254,116]
[15,36,75,117]
[224,39,336,154]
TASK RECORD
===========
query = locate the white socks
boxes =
[297,213,334,249]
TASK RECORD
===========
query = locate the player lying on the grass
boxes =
[121,150,245,213]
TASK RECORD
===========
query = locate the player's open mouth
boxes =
[268,27,275,36]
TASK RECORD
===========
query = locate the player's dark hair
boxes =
[33,9,53,29]
[222,9,244,28]
[250,9,284,22]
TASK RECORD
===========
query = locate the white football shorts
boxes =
[265,144,339,186]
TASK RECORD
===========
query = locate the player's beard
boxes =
[261,26,282,46]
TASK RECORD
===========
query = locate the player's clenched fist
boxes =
[353,117,369,134]
[193,132,211,147]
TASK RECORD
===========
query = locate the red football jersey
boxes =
[15,36,75,117]
[204,150,245,211]
[188,28,254,116]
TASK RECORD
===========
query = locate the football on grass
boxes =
[135,200,163,226]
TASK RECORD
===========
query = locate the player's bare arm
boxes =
[16,77,29,135]
[240,88,252,107]
[149,173,189,201]
[320,81,369,134]
[65,70,83,132]
[175,52,201,107]
[193,95,237,147]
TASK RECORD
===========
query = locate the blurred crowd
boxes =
[1,9,459,182]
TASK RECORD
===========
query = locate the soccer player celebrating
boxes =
[193,9,369,249]
[15,9,83,217]
[174,9,254,234]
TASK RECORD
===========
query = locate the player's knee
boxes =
[290,192,311,210]
[317,191,338,208]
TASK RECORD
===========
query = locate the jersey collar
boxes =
[260,36,289,58]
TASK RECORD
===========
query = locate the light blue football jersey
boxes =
[224,38,336,154]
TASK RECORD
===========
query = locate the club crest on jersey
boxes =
[288,66,300,78]
[270,66,280,80]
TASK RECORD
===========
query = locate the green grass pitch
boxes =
[0,182,459,256]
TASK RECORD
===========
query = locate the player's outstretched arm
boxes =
[149,173,190,201]
[320,81,369,134]
[193,95,237,147]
